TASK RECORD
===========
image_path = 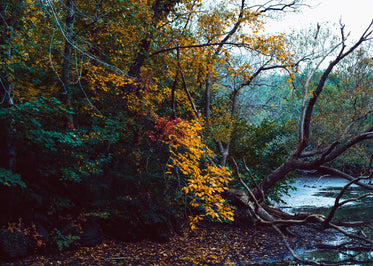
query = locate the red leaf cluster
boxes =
[147,117,184,144]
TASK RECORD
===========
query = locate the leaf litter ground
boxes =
[8,222,340,265]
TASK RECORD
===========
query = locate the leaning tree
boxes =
[226,20,373,265]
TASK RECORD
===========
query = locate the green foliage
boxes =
[49,197,75,214]
[230,118,296,202]
[0,168,26,188]
[266,174,296,204]
[232,118,295,174]
[0,97,125,220]
[52,229,80,251]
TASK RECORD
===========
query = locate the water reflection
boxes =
[305,249,373,264]
[277,175,373,220]
[277,175,373,265]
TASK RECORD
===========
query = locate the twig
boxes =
[324,176,370,225]
[103,256,156,262]
[272,225,325,266]
[242,157,264,200]
[104,257,140,260]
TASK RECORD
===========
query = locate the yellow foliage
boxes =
[165,119,234,229]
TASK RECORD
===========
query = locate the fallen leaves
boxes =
[12,223,338,265]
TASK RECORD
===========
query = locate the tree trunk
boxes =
[218,142,229,167]
[204,72,211,123]
[119,0,180,100]
[0,0,23,218]
[0,1,19,174]
[2,74,17,174]
[218,84,240,166]
[61,0,75,128]
[256,159,295,199]
[128,37,151,79]
[367,153,373,173]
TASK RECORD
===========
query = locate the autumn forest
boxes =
[0,0,373,264]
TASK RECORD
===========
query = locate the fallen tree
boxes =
[226,20,373,265]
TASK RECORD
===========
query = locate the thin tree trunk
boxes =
[0,0,22,217]
[368,153,373,184]
[203,0,246,123]
[179,69,199,118]
[170,71,179,118]
[0,1,18,173]
[368,153,373,173]
[6,98,16,173]
[118,0,179,105]
[299,24,320,142]
[2,78,17,217]
[218,86,239,166]
[204,72,211,123]
[2,71,17,174]
[218,144,230,167]
[61,0,75,128]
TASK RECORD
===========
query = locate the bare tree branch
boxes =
[324,176,371,224]
[318,166,373,190]
[242,158,264,200]
[251,0,304,14]
[295,19,373,156]
[177,47,199,118]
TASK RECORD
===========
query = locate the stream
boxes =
[276,174,373,265]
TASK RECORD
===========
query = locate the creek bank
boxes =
[6,222,343,265]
